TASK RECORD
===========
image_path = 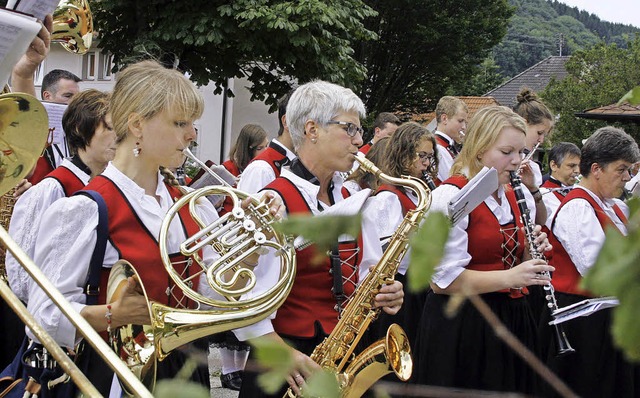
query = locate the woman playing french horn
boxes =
[26,59,283,396]
[234,80,404,398]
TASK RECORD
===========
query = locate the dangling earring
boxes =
[133,141,141,157]
[311,138,317,144]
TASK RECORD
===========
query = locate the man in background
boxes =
[359,112,399,155]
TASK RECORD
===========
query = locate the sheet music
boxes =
[0,8,41,86]
[7,0,59,21]
[447,167,498,226]
[188,165,238,189]
[549,296,619,325]
[42,101,67,147]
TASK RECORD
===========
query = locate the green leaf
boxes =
[304,369,341,398]
[251,338,295,394]
[618,86,640,106]
[154,380,209,398]
[406,211,450,293]
[274,214,362,262]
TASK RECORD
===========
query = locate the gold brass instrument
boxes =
[52,0,93,54]
[285,153,430,398]
[0,187,16,279]
[107,151,296,394]
[0,92,153,397]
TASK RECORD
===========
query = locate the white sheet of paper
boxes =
[8,0,59,22]
[42,101,67,147]
[549,296,620,325]
[448,167,498,226]
[0,9,41,86]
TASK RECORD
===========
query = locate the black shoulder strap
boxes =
[74,190,109,305]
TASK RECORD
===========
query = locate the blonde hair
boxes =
[111,60,204,143]
[435,96,468,123]
[450,106,527,179]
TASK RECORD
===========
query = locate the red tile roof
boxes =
[575,102,640,122]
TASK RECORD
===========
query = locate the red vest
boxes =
[541,178,565,202]
[85,176,201,309]
[265,177,361,337]
[29,155,55,185]
[359,142,372,155]
[222,159,241,177]
[249,146,288,177]
[446,176,526,298]
[436,135,458,158]
[549,188,627,296]
[44,166,85,197]
[376,184,416,216]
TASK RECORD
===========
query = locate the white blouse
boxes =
[7,159,90,303]
[429,181,536,289]
[552,185,627,276]
[26,163,221,349]
[237,139,296,194]
[233,168,381,341]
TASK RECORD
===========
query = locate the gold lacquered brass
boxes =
[52,0,93,54]
[107,183,296,395]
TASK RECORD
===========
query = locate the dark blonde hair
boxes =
[513,87,553,125]
[435,96,468,123]
[229,123,268,171]
[382,122,438,179]
[111,60,204,144]
[451,106,527,179]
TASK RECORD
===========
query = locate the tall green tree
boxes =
[92,0,377,109]
[357,0,513,115]
[542,36,640,145]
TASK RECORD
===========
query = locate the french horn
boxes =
[52,0,93,54]
[106,155,296,395]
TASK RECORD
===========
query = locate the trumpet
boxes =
[107,152,296,394]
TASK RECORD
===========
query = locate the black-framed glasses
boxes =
[326,120,364,137]
[416,151,435,163]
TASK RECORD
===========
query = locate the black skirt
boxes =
[539,292,640,398]
[413,291,539,394]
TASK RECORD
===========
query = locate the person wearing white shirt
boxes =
[26,61,282,397]
[233,80,404,398]
[7,89,113,303]
[513,87,555,225]
[414,106,552,394]
[237,90,296,195]
[545,126,640,398]
[539,142,581,228]
[434,96,468,182]
[363,122,437,352]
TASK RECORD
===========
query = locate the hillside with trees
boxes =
[490,0,640,84]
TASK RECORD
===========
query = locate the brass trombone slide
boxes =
[0,226,153,398]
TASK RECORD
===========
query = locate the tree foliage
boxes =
[92,0,377,109]
[356,0,513,115]
[541,36,640,145]
[491,0,639,80]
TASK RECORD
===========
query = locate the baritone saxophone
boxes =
[286,153,431,398]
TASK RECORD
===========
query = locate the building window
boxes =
[82,51,97,80]
[99,52,114,81]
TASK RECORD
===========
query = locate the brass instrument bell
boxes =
[52,0,93,54]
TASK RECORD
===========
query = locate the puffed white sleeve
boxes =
[429,184,472,289]
[237,160,277,194]
[6,179,66,303]
[26,195,101,349]
[552,198,605,276]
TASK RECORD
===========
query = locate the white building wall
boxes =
[37,44,275,165]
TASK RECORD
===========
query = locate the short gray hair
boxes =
[286,80,366,151]
[580,126,640,177]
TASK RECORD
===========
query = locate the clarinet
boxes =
[422,171,437,191]
[509,171,575,356]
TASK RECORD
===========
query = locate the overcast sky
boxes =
[559,0,639,27]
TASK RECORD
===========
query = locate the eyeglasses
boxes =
[416,152,435,163]
[326,121,364,138]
